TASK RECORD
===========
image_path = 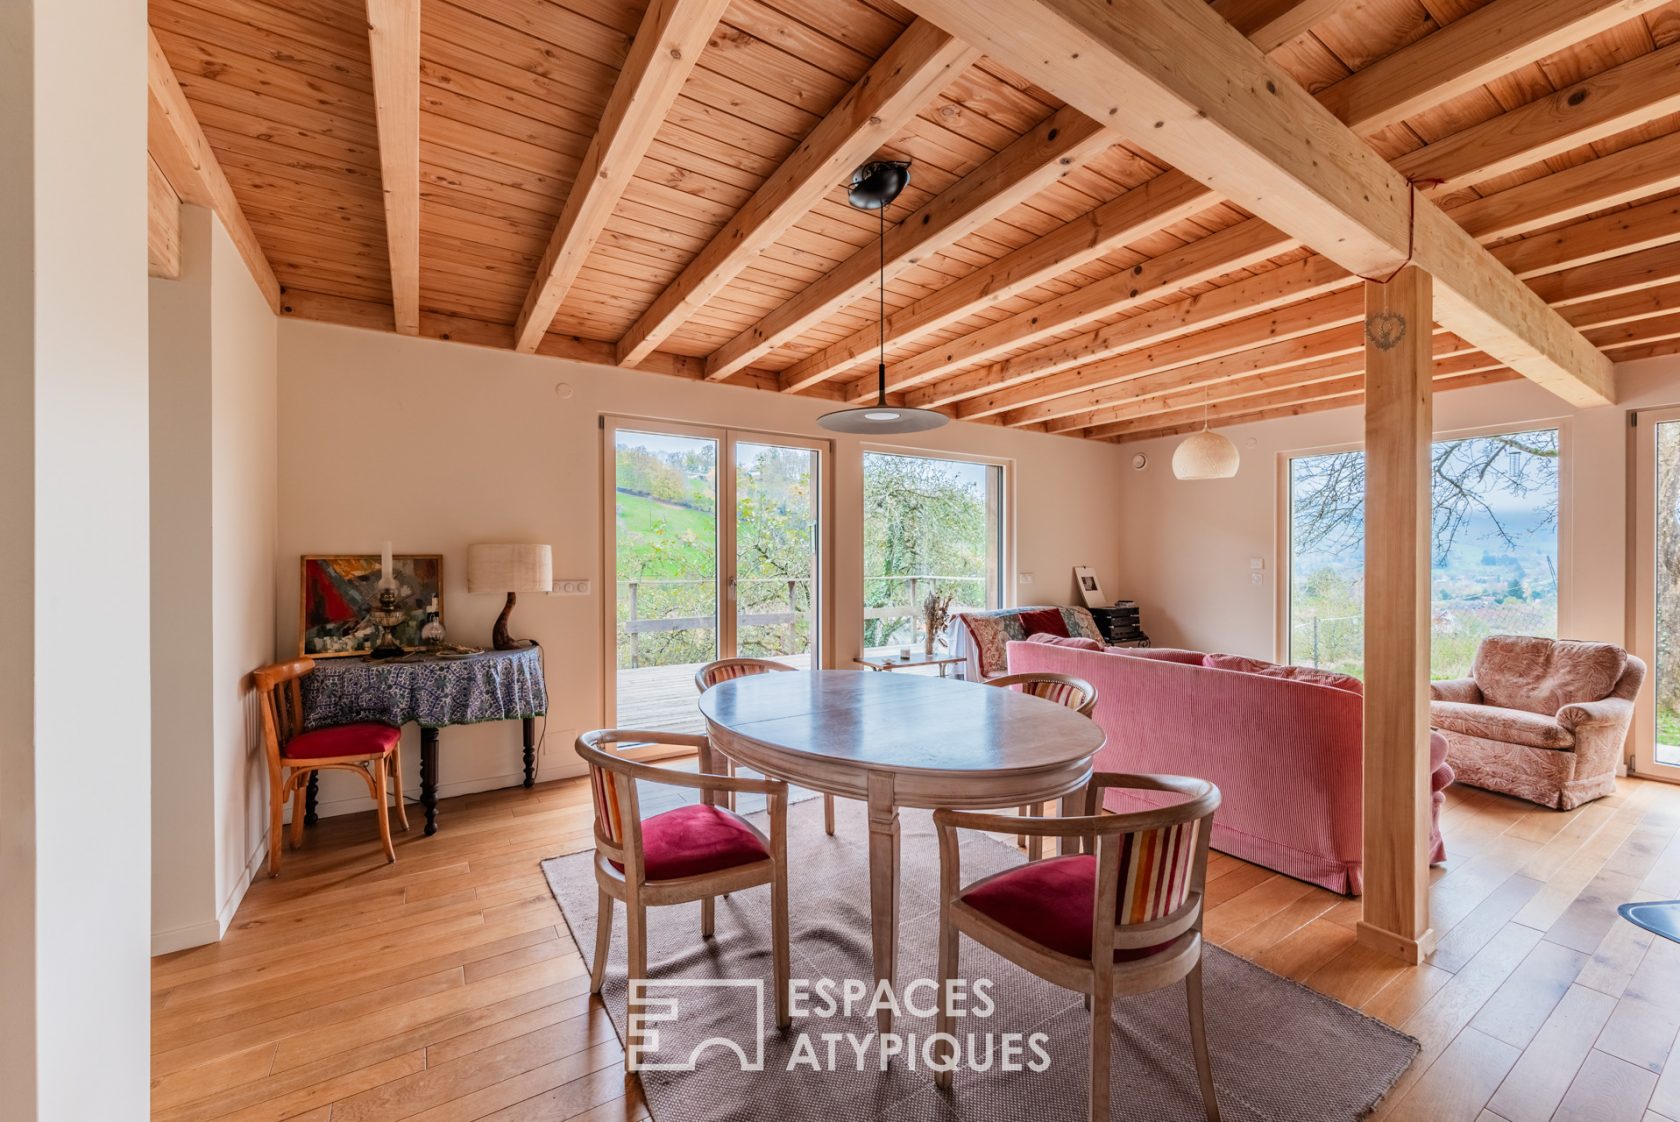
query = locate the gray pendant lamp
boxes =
[819,160,949,435]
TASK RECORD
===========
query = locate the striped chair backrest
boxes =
[988,673,1098,717]
[1114,817,1201,926]
[1017,677,1093,713]
[588,762,625,847]
[694,658,794,692]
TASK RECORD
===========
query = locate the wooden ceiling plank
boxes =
[612,20,981,367]
[701,102,1118,380]
[1394,40,1680,194]
[774,169,1215,391]
[848,217,1297,401]
[1316,0,1673,135]
[147,27,281,311]
[510,0,731,353]
[1451,130,1680,241]
[896,0,1614,406]
[364,0,421,334]
[1210,0,1350,52]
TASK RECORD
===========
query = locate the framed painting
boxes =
[1073,565,1107,609]
[299,554,443,657]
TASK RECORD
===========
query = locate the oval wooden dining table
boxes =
[699,668,1106,1031]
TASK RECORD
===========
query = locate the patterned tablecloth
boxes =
[302,645,547,730]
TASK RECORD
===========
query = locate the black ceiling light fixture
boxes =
[818,160,949,435]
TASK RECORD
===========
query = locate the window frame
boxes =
[858,443,1015,655]
[1273,417,1574,668]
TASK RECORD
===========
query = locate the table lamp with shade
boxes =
[466,543,553,650]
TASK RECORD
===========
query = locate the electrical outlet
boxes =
[1251,571,1264,586]
[550,579,592,595]
[1018,572,1035,585]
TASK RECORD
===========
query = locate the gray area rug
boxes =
[542,796,1417,1121]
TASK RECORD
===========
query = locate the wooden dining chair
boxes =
[576,728,791,1070]
[932,774,1222,1122]
[251,657,407,876]
[694,657,837,835]
[986,671,1099,860]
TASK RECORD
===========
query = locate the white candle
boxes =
[380,541,394,587]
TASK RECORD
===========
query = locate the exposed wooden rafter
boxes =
[896,0,1615,406]
[612,20,980,367]
[146,28,280,311]
[364,0,421,335]
[512,0,732,354]
[703,103,1117,381]
[1210,0,1349,51]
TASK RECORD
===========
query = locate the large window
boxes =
[861,451,1005,653]
[1286,427,1561,679]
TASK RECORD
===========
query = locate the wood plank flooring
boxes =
[151,773,1680,1122]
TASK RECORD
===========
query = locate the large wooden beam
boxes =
[1315,0,1670,135]
[364,0,421,335]
[512,0,730,353]
[895,0,1614,406]
[703,104,1116,380]
[1359,266,1436,964]
[613,20,979,367]
[146,28,280,311]
[148,155,181,280]
[776,170,1215,392]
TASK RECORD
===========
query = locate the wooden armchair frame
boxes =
[576,729,791,1070]
[694,658,837,835]
[252,657,407,876]
[933,773,1221,1122]
[986,671,1099,860]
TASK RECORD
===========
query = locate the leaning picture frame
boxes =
[1073,565,1106,609]
[299,554,443,657]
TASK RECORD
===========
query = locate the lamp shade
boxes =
[466,543,553,593]
[1171,429,1240,480]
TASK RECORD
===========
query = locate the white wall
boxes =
[150,207,278,953]
[1118,359,1680,658]
[276,319,1130,814]
[0,0,153,1115]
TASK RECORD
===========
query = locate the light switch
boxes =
[1018,572,1035,585]
[1249,557,1265,571]
[551,579,592,596]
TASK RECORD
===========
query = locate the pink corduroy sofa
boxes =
[1006,640,1451,895]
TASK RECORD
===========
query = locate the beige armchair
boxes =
[1430,635,1645,810]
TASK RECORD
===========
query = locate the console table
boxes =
[301,645,547,835]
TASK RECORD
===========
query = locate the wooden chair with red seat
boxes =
[694,657,837,835]
[986,671,1099,860]
[932,773,1222,1122]
[252,657,407,876]
[576,728,790,1070]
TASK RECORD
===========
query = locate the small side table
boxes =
[854,650,965,677]
[301,645,547,835]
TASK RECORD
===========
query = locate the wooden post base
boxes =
[1356,919,1436,965]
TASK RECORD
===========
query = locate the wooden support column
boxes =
[1358,265,1436,964]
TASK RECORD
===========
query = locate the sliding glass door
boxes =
[604,419,824,733]
[1632,408,1680,782]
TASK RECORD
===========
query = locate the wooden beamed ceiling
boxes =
[146,0,1680,441]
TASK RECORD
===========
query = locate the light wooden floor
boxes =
[151,773,1680,1122]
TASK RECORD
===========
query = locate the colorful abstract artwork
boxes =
[299,554,442,657]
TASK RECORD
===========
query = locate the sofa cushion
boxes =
[1018,607,1069,638]
[1473,635,1626,715]
[1202,653,1365,696]
[1059,606,1105,643]
[1431,700,1575,751]
[958,611,1029,679]
[1026,633,1103,650]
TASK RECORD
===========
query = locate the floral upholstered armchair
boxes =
[1429,635,1645,810]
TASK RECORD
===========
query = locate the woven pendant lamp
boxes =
[1172,403,1240,480]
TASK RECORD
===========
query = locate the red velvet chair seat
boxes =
[284,723,401,761]
[613,803,769,881]
[962,855,1171,961]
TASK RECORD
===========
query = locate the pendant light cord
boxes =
[877,203,887,406]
